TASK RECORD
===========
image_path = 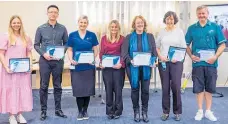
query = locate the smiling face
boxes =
[135,18,145,32]
[11,17,21,32]
[165,15,175,28]
[78,18,88,31]
[197,8,209,23]
[110,22,119,36]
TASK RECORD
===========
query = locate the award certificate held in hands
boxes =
[74,51,95,64]
[102,55,120,67]
[46,46,65,59]
[133,52,156,66]
[168,46,186,62]
[9,58,30,73]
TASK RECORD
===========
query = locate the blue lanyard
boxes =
[161,62,166,71]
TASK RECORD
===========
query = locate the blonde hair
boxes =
[131,15,147,32]
[106,20,121,43]
[78,15,89,24]
[8,15,27,46]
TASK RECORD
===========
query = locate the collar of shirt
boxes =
[45,21,59,28]
[195,19,211,27]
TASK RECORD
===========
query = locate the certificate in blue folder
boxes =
[102,55,120,67]
[168,46,186,62]
[74,51,94,64]
[46,46,65,59]
[9,58,30,73]
[133,52,157,66]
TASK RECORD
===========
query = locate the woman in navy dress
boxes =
[66,15,99,121]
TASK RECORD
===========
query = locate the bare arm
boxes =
[156,47,169,62]
[27,51,33,69]
[67,47,77,65]
[93,45,99,59]
[67,47,73,62]
[0,50,11,73]
[186,46,193,57]
[0,50,7,69]
[215,43,226,58]
[186,46,200,62]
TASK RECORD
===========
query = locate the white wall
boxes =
[0,1,76,61]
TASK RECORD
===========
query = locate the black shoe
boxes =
[174,114,181,121]
[40,111,47,121]
[134,111,140,122]
[161,113,169,121]
[107,114,114,120]
[83,111,89,120]
[142,112,149,123]
[55,110,67,118]
[77,112,83,121]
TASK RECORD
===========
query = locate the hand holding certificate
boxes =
[46,46,65,60]
[102,55,120,67]
[196,49,215,61]
[132,52,156,66]
[168,46,186,62]
[9,58,30,73]
[74,51,95,64]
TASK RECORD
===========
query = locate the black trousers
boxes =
[39,57,64,111]
[102,68,125,116]
[158,62,183,114]
[76,97,90,113]
[126,66,150,113]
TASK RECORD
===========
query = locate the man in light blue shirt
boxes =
[185,5,226,122]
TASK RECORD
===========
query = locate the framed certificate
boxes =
[195,49,215,61]
[102,55,120,67]
[9,58,30,73]
[74,51,95,64]
[46,46,65,59]
[168,46,187,62]
[133,52,156,66]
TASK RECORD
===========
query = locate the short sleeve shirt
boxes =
[185,20,226,68]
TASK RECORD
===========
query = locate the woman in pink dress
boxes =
[0,15,33,124]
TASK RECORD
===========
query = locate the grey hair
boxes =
[78,15,89,24]
[196,5,209,13]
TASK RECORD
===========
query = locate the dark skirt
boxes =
[70,69,95,97]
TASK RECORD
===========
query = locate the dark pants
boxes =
[102,68,124,116]
[76,97,90,112]
[192,66,217,93]
[158,62,183,114]
[39,57,64,111]
[126,66,150,113]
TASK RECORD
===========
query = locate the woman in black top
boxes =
[121,15,157,123]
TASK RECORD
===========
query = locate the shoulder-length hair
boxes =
[131,15,147,32]
[106,20,121,43]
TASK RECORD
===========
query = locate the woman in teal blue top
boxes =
[66,15,99,121]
